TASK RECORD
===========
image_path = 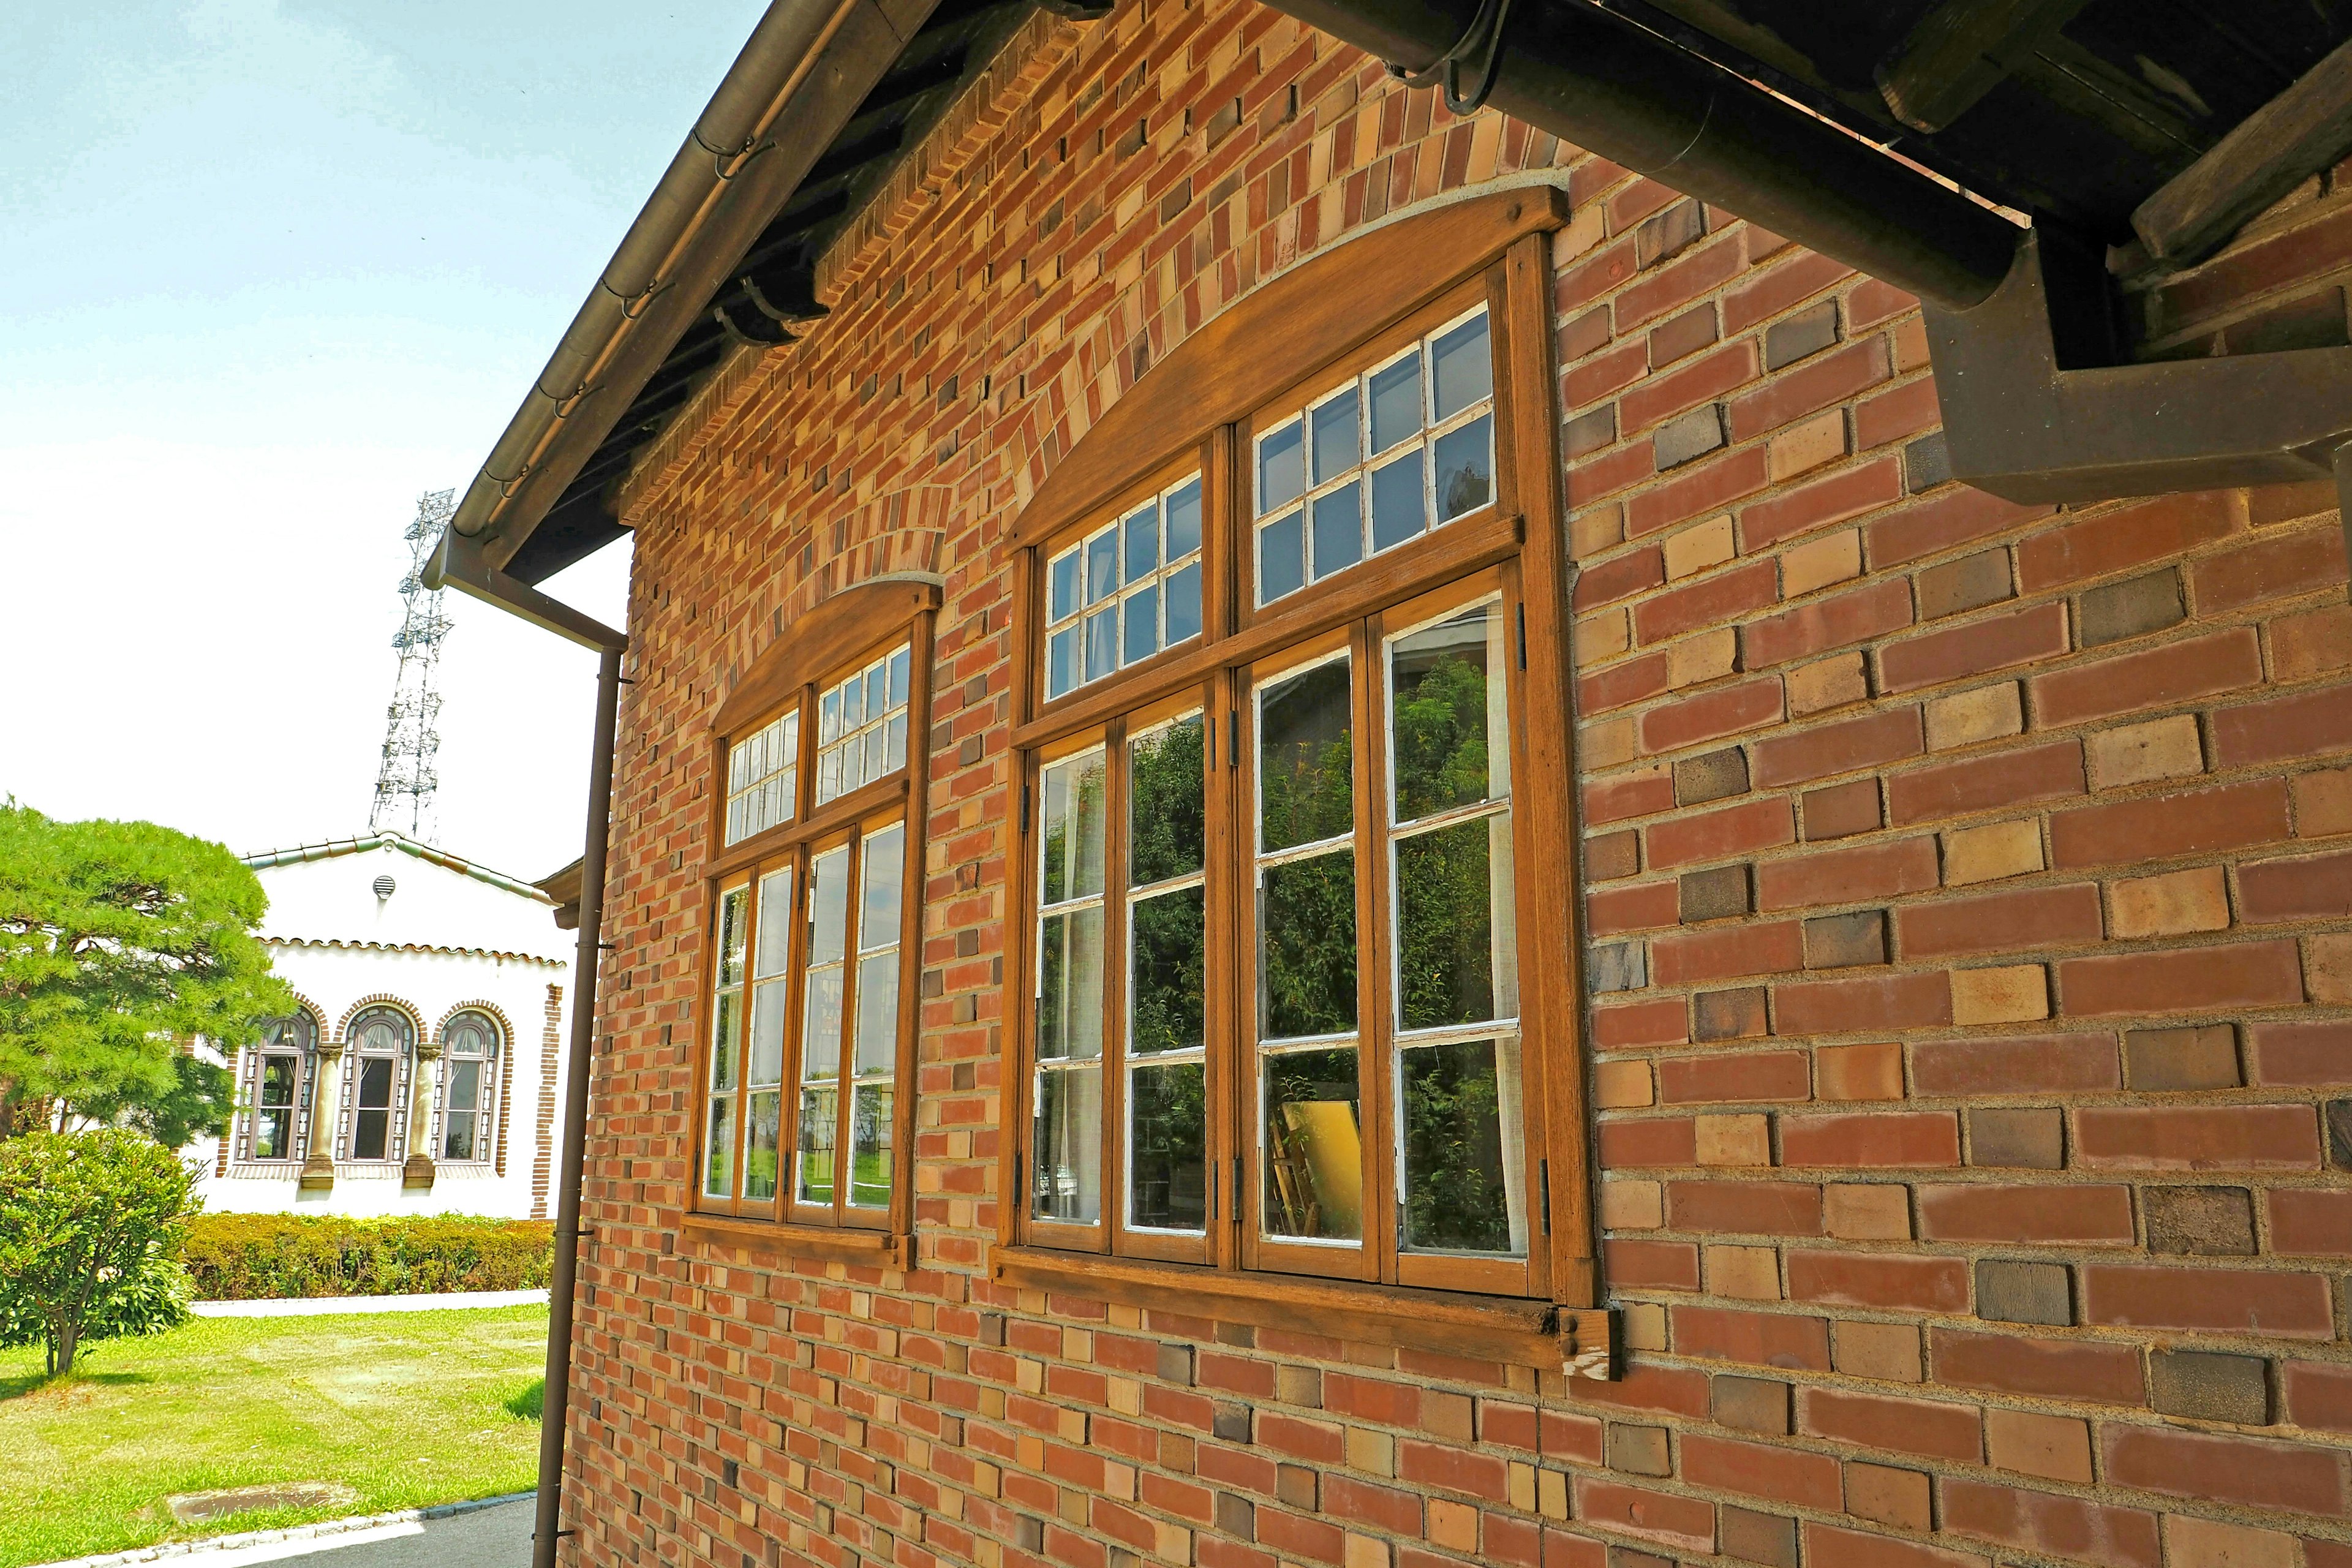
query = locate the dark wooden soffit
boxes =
[709,573,943,737]
[1005,185,1570,553]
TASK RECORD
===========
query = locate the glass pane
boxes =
[1311,386,1359,483]
[1257,420,1304,514]
[797,1085,837,1204]
[854,952,900,1074]
[448,1060,481,1115]
[353,1115,389,1163]
[1369,350,1422,454]
[1395,815,1516,1031]
[820,688,842,745]
[1041,752,1107,904]
[851,1085,893,1208]
[1129,1061,1206,1232]
[888,646,911,707]
[1262,1046,1362,1240]
[1260,850,1357,1039]
[1084,606,1117,682]
[801,968,842,1080]
[1433,413,1493,521]
[1400,1037,1525,1254]
[1370,448,1426,552]
[748,979,788,1085]
[1258,656,1354,852]
[359,1056,392,1109]
[1130,720,1206,886]
[807,848,850,967]
[1257,512,1305,604]
[1037,907,1106,1061]
[1390,602,1507,820]
[756,870,794,976]
[1431,311,1493,421]
[1311,481,1362,581]
[1086,529,1120,604]
[443,1109,476,1163]
[704,1096,736,1197]
[1165,477,1202,559]
[260,1057,297,1108]
[1125,500,1159,580]
[717,886,748,987]
[1050,548,1081,622]
[1131,886,1205,1055]
[1164,562,1202,646]
[1047,628,1077,698]
[710,990,740,1091]
[861,824,905,945]
[257,1110,287,1161]
[744,1090,782,1200]
[1123,582,1159,665]
[886,714,907,773]
[1033,1065,1102,1223]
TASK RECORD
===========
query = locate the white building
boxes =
[189,831,575,1220]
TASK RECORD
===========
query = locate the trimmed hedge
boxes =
[182,1213,554,1300]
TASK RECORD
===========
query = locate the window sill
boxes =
[679,1212,908,1268]
[990,1246,1613,1377]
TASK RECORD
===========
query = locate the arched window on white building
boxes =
[439,1011,502,1164]
[344,1007,414,1161]
[246,1013,317,1162]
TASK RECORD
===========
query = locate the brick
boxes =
[1696,1112,1771,1165]
[1917,1183,2135,1245]
[1589,941,1648,993]
[1950,963,2048,1024]
[1767,409,1845,481]
[1912,1033,2119,1095]
[1740,457,1902,551]
[1888,739,2084,826]
[2213,682,2352,768]
[1816,1041,1901,1099]
[1626,444,1770,538]
[1570,1477,1714,1552]
[1798,1386,1979,1461]
[2084,714,2204,790]
[1856,374,1939,451]
[2294,766,2352,835]
[2049,779,2290,868]
[1718,1506,1796,1568]
[2057,940,2303,1016]
[1786,654,1870,718]
[1606,1239,1699,1289]
[2078,568,2185,647]
[1643,673,1781,754]
[1879,602,2068,695]
[1762,301,1838,371]
[2146,1185,2256,1254]
[1589,880,1678,935]
[2310,933,2352,1002]
[1634,560,1779,646]
[1603,1423,1670,1476]
[1660,515,1735,579]
[1667,625,1741,687]
[1707,1243,1783,1299]
[2101,1425,2349,1515]
[1914,549,2012,620]
[2121,1023,2240,1090]
[2075,1103,2320,1169]
[1653,921,1803,986]
[1723,250,1851,334]
[1902,429,1952,491]
[1594,997,1689,1049]
[1780,528,1861,597]
[1648,797,1793,870]
[1648,303,1721,368]
[1940,1480,2160,1568]
[1751,706,1921,788]
[1761,836,1939,912]
[1728,337,1890,442]
[2016,491,2239,594]
[1897,883,2103,959]
[1651,404,1727,469]
[2163,1517,2296,1568]
[1679,1431,1839,1511]
[2081,1264,2334,1338]
[1673,746,1751,805]
[1774,971,1950,1035]
[1586,829,1642,881]
[1678,863,1752,921]
[1973,1258,2071,1325]
[1939,817,2041,886]
[1741,577,1911,667]
[2251,1019,2352,1085]
[2290,1360,2352,1433]
[1620,341,1756,435]
[1575,547,1665,609]
[1803,910,1887,968]
[1599,1174,1662,1223]
[1670,1303,1830,1370]
[1711,1374,1791,1434]
[1599,1117,1698,1169]
[1867,487,2052,571]
[2032,626,2263,726]
[1929,1326,2146,1404]
[1967,1106,2064,1169]
[1586,767,1675,824]
[1984,1408,2091,1482]
[1564,404,1619,459]
[1823,1183,1911,1240]
[1594,1060,1656,1109]
[1831,1321,1920,1382]
[1694,986,1770,1041]
[2149,1349,2271,1425]
[2242,846,2352,923]
[2273,602,2352,680]
[1841,1465,1932,1532]
[1797,775,1882,839]
[1785,1250,1969,1312]
[2108,865,2230,939]
[2248,477,2340,525]
[1923,681,2021,750]
[1659,1051,1809,1105]
[2193,522,2349,612]
[1668,1179,1820,1233]
[2272,1187,2352,1254]
[1780,1111,1956,1167]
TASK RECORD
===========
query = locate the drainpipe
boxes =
[423,529,625,1568]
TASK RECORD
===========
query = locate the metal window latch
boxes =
[1384,0,1516,116]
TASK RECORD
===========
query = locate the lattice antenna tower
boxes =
[369,489,456,842]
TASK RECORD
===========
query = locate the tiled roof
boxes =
[241,830,553,903]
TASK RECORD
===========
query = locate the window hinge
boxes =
[1517,605,1527,671]
[1539,1158,1551,1234]
[1227,711,1240,770]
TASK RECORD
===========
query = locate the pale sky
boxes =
[0,0,769,883]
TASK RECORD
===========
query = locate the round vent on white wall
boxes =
[373,875,396,899]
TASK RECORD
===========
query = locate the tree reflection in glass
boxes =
[1036,749,1107,1223]
[1128,717,1207,1231]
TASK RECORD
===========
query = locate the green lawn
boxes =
[0,1305,546,1567]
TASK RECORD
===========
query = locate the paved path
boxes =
[189,1290,548,1317]
[258,1498,532,1566]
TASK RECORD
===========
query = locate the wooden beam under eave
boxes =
[2133,35,2352,272]
[1875,0,2088,134]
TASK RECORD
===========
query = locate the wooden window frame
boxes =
[341,1006,415,1164]
[682,576,940,1267]
[240,1012,317,1164]
[998,191,1608,1369]
[437,1011,502,1167]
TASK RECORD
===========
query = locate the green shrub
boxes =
[181,1213,554,1300]
[0,1129,197,1375]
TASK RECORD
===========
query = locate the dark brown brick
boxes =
[1637,199,1706,269]
[1564,405,1618,459]
[1679,864,1752,922]
[1915,549,2013,620]
[1605,1423,1672,1476]
[1675,746,1751,805]
[1695,986,1770,1041]
[1975,1259,2072,1325]
[1718,1506,1798,1568]
[2149,1349,2271,1425]
[1654,404,1727,469]
[2144,1185,2256,1256]
[1587,829,1642,881]
[1763,300,1838,372]
[1802,910,1887,969]
[1711,1375,1792,1435]
[2121,1025,2241,1092]
[1902,431,1951,492]
[2078,568,2184,647]
[1969,1107,2064,1169]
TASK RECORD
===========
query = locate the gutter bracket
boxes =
[426,527,628,654]
[1387,0,1516,115]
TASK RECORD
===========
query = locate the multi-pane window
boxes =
[725,710,799,846]
[1044,475,1205,700]
[1254,307,1494,605]
[247,1012,315,1162]
[816,644,910,804]
[344,1007,412,1161]
[439,1012,501,1163]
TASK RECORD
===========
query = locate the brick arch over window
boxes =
[431,999,517,1047]
[333,993,426,1044]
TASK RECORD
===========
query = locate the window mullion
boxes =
[1102,717,1131,1254]
[835,832,863,1229]
[1352,617,1396,1286]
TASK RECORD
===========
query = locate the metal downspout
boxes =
[533,641,624,1568]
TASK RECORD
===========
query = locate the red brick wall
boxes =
[568,5,2352,1567]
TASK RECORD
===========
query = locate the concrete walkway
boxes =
[189,1290,548,1317]
[39,1495,533,1568]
